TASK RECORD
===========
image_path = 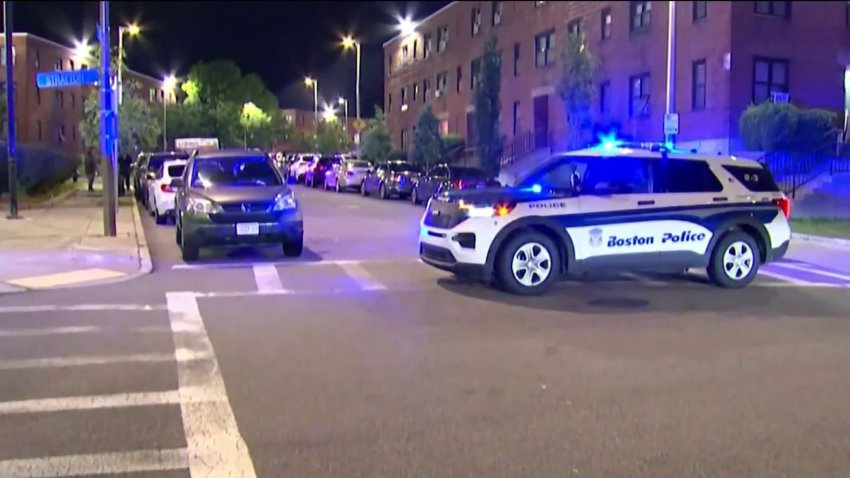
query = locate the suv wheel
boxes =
[496,232,560,296]
[411,187,421,205]
[361,181,369,197]
[180,235,200,262]
[335,181,342,193]
[708,231,760,288]
[379,183,388,200]
[283,238,304,257]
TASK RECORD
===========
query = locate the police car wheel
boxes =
[708,231,760,288]
[361,182,369,196]
[496,232,560,295]
[379,184,388,200]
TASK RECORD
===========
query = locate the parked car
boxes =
[133,151,189,206]
[146,159,187,225]
[411,165,499,205]
[304,156,340,188]
[289,154,317,183]
[324,159,372,192]
[173,149,303,262]
[361,161,423,200]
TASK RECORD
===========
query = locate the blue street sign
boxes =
[36,69,99,89]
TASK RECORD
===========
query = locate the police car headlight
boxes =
[272,191,298,211]
[458,200,513,218]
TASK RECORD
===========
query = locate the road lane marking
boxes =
[337,262,388,290]
[0,390,182,415]
[166,292,258,477]
[252,264,286,294]
[6,268,128,289]
[757,268,815,286]
[770,262,850,282]
[0,325,170,338]
[0,350,210,371]
[0,304,164,314]
[0,448,188,478]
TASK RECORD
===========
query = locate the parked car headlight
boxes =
[272,191,298,211]
[187,196,221,214]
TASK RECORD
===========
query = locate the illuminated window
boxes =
[601,8,612,40]
[534,29,555,68]
[437,25,450,52]
[693,1,707,21]
[629,73,651,117]
[424,33,433,59]
[436,71,448,96]
[492,1,503,26]
[692,59,706,110]
[753,57,788,103]
[630,1,651,33]
[471,6,482,36]
[567,19,581,38]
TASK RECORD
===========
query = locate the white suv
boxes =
[418,142,792,295]
[147,159,187,225]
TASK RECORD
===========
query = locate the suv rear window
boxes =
[665,159,724,193]
[167,165,185,177]
[723,165,779,192]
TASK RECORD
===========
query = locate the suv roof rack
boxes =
[596,140,698,154]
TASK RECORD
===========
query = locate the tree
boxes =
[240,101,271,147]
[315,119,350,154]
[80,91,161,156]
[410,106,442,169]
[361,107,393,161]
[557,32,596,150]
[473,35,502,176]
[441,134,466,164]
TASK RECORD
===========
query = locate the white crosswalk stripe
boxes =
[0,448,188,478]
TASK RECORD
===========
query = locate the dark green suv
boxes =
[173,150,303,262]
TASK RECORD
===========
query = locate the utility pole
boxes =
[4,1,19,219]
[664,0,677,146]
[99,1,116,236]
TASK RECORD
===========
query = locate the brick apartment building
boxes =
[0,33,177,157]
[281,107,360,150]
[384,1,850,159]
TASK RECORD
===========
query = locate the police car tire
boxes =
[283,239,303,257]
[361,182,369,196]
[708,231,760,289]
[496,232,560,295]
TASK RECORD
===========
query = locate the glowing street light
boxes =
[71,40,93,64]
[337,97,349,128]
[118,23,142,105]
[304,76,319,130]
[161,74,177,149]
[340,35,362,123]
[397,16,417,37]
[321,103,338,122]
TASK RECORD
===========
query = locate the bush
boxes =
[441,134,465,163]
[0,143,78,196]
[739,103,836,155]
[388,149,408,161]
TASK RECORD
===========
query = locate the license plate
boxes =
[236,223,260,236]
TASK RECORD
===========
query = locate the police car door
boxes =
[568,155,664,270]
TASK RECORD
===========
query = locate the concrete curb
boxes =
[792,232,850,249]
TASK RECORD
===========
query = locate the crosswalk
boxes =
[171,258,850,298]
[0,295,257,477]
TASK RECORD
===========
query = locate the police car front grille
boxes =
[421,243,456,264]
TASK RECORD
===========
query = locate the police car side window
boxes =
[524,157,590,194]
[583,158,652,195]
[665,159,723,193]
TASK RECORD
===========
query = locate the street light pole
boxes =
[355,41,361,121]
[118,26,124,106]
[99,0,117,236]
[161,75,175,150]
[4,0,20,220]
[665,0,677,145]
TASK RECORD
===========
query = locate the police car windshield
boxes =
[191,156,282,188]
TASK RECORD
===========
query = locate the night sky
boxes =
[15,1,449,115]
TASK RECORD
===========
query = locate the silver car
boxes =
[324,159,372,192]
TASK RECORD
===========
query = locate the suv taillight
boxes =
[160,184,173,193]
[773,197,791,218]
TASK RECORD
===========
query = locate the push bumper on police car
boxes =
[418,197,507,281]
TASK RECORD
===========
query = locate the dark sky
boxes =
[15,1,449,115]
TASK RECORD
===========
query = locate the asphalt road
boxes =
[2,185,850,477]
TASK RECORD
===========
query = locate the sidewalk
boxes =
[0,179,150,294]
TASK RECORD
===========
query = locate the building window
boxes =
[692,60,706,110]
[535,1,547,7]
[456,65,463,93]
[412,39,419,60]
[436,71,448,96]
[36,88,41,106]
[387,54,393,76]
[470,58,481,90]
[424,33,433,59]
[401,129,409,150]
[534,29,555,68]
[401,87,408,110]
[599,81,611,114]
[69,59,75,70]
[512,101,520,135]
[388,93,392,111]
[629,73,651,117]
[513,42,520,77]
[402,44,410,65]
[56,124,66,143]
[471,6,482,36]
[754,1,790,18]
[601,8,612,40]
[413,82,419,102]
[34,51,40,69]
[423,78,431,102]
[753,57,789,103]
[55,91,64,108]
[36,120,42,141]
[492,1,503,26]
[693,1,707,21]
[438,25,450,52]
[71,93,76,108]
[567,19,582,38]
[630,1,652,33]
[55,58,63,71]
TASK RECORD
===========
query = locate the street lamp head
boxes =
[341,35,356,50]
[321,103,338,122]
[338,97,345,105]
[71,40,93,63]
[162,74,177,92]
[304,76,315,87]
[125,23,141,36]
[397,16,417,37]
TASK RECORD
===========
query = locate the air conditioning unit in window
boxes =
[770,92,790,104]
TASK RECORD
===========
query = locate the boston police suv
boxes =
[418,141,791,295]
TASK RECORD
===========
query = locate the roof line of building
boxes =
[382,1,458,48]
[12,32,164,85]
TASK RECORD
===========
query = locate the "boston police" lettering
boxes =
[607,234,654,247]
[661,231,706,243]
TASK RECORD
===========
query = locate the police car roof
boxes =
[193,149,269,160]
[560,145,763,168]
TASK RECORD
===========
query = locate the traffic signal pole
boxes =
[4,0,20,220]
[99,1,117,236]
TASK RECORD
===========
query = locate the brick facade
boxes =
[0,33,176,157]
[384,1,850,157]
